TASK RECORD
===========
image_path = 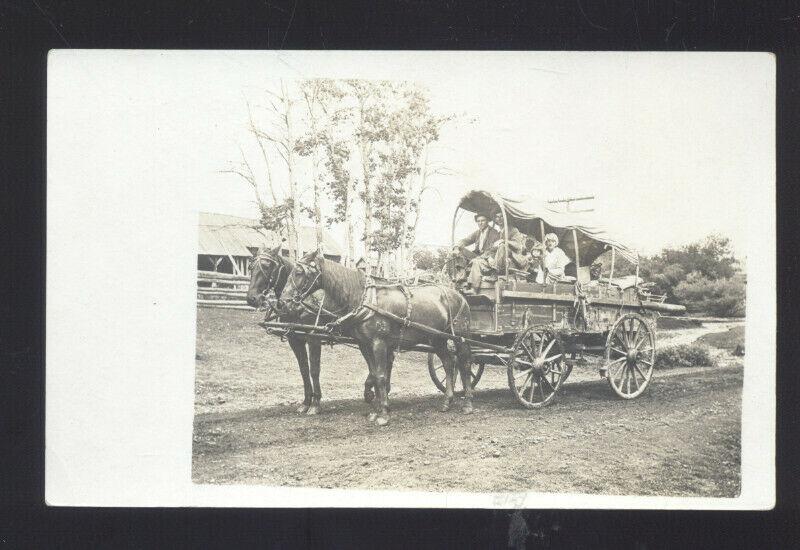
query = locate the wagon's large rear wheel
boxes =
[507,326,567,409]
[427,353,484,396]
[605,313,656,399]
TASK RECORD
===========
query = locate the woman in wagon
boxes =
[535,232,572,284]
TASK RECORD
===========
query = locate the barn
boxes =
[197,212,343,276]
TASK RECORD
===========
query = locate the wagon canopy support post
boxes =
[572,229,580,269]
[609,247,616,286]
[500,201,509,280]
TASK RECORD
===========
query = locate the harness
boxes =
[282,260,470,350]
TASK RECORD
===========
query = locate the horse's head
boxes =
[246,245,286,309]
[279,250,323,317]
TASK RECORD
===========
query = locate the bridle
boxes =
[249,253,285,312]
[284,260,322,308]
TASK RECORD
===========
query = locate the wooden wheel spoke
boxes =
[526,377,537,401]
[521,341,536,362]
[544,353,563,364]
[514,367,533,380]
[540,375,556,394]
[518,370,533,391]
[616,361,628,386]
[632,327,646,349]
[610,346,626,356]
[542,338,556,358]
[537,334,546,355]
[537,379,546,401]
[630,365,640,391]
[632,362,648,382]
[639,358,653,367]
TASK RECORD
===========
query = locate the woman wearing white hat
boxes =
[536,233,572,284]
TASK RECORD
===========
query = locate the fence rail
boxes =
[197,271,254,310]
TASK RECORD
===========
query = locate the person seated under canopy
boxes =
[450,211,499,285]
[462,210,531,293]
[532,232,572,284]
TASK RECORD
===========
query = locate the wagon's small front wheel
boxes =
[507,326,567,409]
[605,313,656,399]
[427,353,484,396]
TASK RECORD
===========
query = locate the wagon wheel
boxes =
[605,313,656,399]
[427,353,484,395]
[507,326,567,409]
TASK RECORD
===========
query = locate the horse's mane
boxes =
[318,256,365,311]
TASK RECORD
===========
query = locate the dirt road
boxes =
[193,309,743,497]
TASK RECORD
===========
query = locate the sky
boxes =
[49,51,774,259]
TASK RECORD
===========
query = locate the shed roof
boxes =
[198,212,343,257]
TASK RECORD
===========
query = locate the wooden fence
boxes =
[197,270,254,310]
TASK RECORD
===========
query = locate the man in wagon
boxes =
[460,210,530,293]
[451,211,501,288]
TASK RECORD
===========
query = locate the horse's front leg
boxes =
[363,374,375,403]
[306,341,322,415]
[436,345,455,412]
[287,335,312,414]
[386,349,395,396]
[358,341,380,421]
[371,338,391,426]
[455,342,474,414]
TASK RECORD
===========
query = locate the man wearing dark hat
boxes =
[464,210,531,292]
[451,212,501,288]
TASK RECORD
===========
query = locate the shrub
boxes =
[655,344,716,369]
[673,272,746,317]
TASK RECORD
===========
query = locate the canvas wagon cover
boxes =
[457,189,639,266]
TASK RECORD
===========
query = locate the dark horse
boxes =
[246,246,382,414]
[280,250,473,426]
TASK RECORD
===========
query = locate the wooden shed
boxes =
[198,212,343,276]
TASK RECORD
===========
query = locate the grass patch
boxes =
[655,343,717,370]
[695,326,745,353]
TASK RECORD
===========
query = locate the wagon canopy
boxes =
[456,189,639,266]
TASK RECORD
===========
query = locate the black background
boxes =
[2,1,798,547]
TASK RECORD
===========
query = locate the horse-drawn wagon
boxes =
[427,190,686,408]
[249,189,685,422]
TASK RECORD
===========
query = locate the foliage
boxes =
[639,234,740,299]
[655,344,717,369]
[673,272,746,317]
[411,247,450,273]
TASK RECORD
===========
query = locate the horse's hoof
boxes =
[439,403,451,413]
[296,404,310,414]
[364,390,375,403]
[306,405,320,416]
[462,403,474,415]
[367,412,378,422]
[376,416,389,427]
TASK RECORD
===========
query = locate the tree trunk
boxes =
[284,86,301,260]
[344,187,355,266]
